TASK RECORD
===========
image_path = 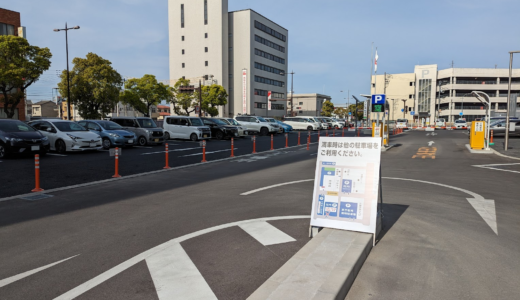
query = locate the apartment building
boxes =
[31,101,59,118]
[168,0,288,118]
[372,65,520,124]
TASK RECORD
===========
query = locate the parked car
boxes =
[0,119,50,158]
[201,118,239,140]
[110,117,164,146]
[387,120,396,130]
[283,117,320,131]
[235,116,278,136]
[218,118,249,137]
[316,117,333,129]
[28,119,102,153]
[275,120,293,133]
[304,117,327,129]
[78,120,136,149]
[163,116,211,141]
[454,119,467,129]
[396,119,408,128]
[264,118,284,133]
[489,120,520,136]
[435,119,446,128]
[327,118,345,129]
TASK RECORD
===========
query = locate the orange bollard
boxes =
[326,129,329,137]
[31,154,44,192]
[252,135,257,154]
[333,129,336,137]
[201,140,207,162]
[490,130,494,146]
[271,134,274,150]
[342,127,345,137]
[230,138,235,157]
[298,131,301,145]
[163,143,170,169]
[285,133,289,148]
[113,148,121,178]
[357,129,360,137]
[307,134,310,150]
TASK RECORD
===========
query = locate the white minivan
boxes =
[292,116,323,130]
[163,116,211,141]
[283,117,320,131]
[235,116,278,136]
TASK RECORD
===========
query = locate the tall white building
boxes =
[168,0,288,117]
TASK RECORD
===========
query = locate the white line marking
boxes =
[473,163,520,174]
[239,221,296,246]
[141,147,201,155]
[0,255,79,288]
[53,216,309,300]
[134,146,153,149]
[179,149,237,157]
[146,243,217,300]
[240,179,315,196]
[46,153,67,157]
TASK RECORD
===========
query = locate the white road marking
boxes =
[473,163,520,174]
[141,147,201,155]
[46,153,67,157]
[53,216,309,300]
[179,148,238,157]
[428,141,435,146]
[239,221,296,246]
[146,243,217,300]
[0,255,79,288]
[240,179,315,196]
[133,146,153,149]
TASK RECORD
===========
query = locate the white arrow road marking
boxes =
[0,255,79,288]
[239,221,296,246]
[146,243,217,300]
[473,163,520,174]
[428,141,435,146]
[53,216,309,300]
[240,179,315,196]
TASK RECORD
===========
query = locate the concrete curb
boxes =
[464,144,493,154]
[490,148,520,161]
[247,228,372,300]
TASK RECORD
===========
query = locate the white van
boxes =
[292,116,322,130]
[283,117,320,131]
[235,116,278,136]
[163,116,211,141]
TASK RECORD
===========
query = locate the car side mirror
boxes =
[46,127,52,132]
[256,120,260,123]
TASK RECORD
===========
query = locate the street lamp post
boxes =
[505,51,520,151]
[54,23,80,121]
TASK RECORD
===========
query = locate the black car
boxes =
[201,118,239,140]
[0,119,50,158]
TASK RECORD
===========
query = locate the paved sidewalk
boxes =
[490,137,520,158]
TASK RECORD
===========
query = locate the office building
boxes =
[287,93,331,117]
[168,0,288,118]
[372,65,520,123]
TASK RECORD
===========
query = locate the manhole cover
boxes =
[20,194,54,201]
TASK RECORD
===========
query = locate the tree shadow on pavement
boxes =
[376,203,408,244]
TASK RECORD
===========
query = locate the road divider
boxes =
[163,144,170,169]
[285,133,288,148]
[230,138,235,157]
[112,147,121,178]
[252,135,257,154]
[31,154,44,192]
[271,134,274,150]
[201,140,207,163]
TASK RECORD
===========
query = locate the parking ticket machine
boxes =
[470,121,485,150]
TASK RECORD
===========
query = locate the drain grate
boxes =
[20,194,54,201]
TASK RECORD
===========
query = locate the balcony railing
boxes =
[456,80,497,85]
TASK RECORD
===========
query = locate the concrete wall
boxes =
[371,73,416,122]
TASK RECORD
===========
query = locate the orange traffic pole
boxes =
[163,143,170,169]
[490,130,494,146]
[285,133,289,148]
[342,127,345,137]
[307,132,310,150]
[201,140,207,162]
[252,136,257,154]
[333,129,336,137]
[271,134,274,150]
[230,138,235,157]
[298,131,301,145]
[31,154,44,192]
[326,129,329,137]
[113,148,121,178]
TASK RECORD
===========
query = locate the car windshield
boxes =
[0,121,36,132]
[226,119,239,126]
[397,119,407,123]
[54,122,88,132]
[258,117,267,122]
[455,120,466,124]
[97,121,123,130]
[220,119,231,125]
[137,119,157,128]
[211,119,228,125]
[267,119,276,123]
[190,118,204,126]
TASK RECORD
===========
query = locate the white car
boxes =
[396,119,408,128]
[435,119,446,128]
[454,119,467,129]
[305,117,328,129]
[264,118,284,133]
[283,117,320,131]
[29,119,102,153]
[293,116,323,130]
[328,118,345,129]
[235,116,277,136]
[163,116,211,141]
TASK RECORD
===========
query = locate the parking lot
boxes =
[0,130,359,199]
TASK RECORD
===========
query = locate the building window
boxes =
[182,63,185,68]
[204,0,208,25]
[299,102,303,105]
[410,82,414,86]
[418,79,432,112]
[372,83,375,88]
[254,35,285,53]
[205,47,208,52]
[254,62,285,76]
[409,94,413,99]
[254,48,286,65]
[254,76,285,87]
[181,4,184,28]
[182,36,185,41]
[205,33,208,38]
[254,20,286,42]
[205,61,208,67]
[272,104,284,110]
[0,23,15,36]
[182,49,185,54]
[254,89,285,99]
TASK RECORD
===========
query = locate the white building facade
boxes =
[168,0,288,118]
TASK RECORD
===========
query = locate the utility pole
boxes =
[199,79,203,117]
[402,99,407,119]
[289,71,295,116]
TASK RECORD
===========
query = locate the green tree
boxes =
[168,78,198,116]
[321,101,335,117]
[121,74,169,117]
[0,36,52,118]
[348,102,364,121]
[199,84,228,117]
[333,107,348,118]
[58,53,122,120]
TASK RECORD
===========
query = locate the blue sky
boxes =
[8,0,520,105]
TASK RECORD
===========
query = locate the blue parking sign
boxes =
[371,94,386,105]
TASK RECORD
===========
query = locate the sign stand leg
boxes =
[309,225,321,238]
[374,164,384,246]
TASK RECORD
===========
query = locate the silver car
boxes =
[489,120,520,136]
[218,118,249,137]
[110,117,164,146]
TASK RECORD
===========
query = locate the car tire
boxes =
[138,136,147,146]
[216,131,224,140]
[307,126,313,131]
[56,140,66,154]
[334,125,339,129]
[164,132,170,140]
[102,138,111,150]
[190,133,198,141]
[0,144,7,159]
[260,127,269,136]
